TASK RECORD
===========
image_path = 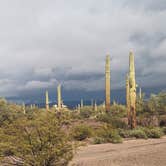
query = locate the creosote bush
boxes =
[0,111,74,166]
[94,125,122,144]
[71,124,93,141]
[119,127,164,139]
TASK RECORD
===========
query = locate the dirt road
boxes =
[70,137,166,166]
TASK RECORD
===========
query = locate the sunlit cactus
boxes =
[94,101,97,112]
[22,102,26,114]
[45,90,49,111]
[57,84,62,109]
[91,99,94,108]
[105,54,111,112]
[139,87,142,99]
[129,51,137,128]
[126,74,130,125]
[81,99,83,108]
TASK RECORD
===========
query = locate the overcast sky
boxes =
[0,0,165,97]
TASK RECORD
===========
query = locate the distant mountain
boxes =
[6,85,165,108]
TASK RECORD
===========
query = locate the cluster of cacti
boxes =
[105,55,111,112]
[45,90,49,111]
[126,51,137,129]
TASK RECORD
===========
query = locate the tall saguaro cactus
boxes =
[57,84,62,109]
[129,51,137,128]
[45,90,49,111]
[126,74,130,124]
[105,55,111,112]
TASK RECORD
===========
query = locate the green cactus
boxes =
[126,74,130,125]
[105,54,111,112]
[81,99,84,108]
[45,90,49,111]
[57,84,62,109]
[94,101,97,112]
[129,51,137,128]
[22,102,26,114]
[139,87,142,99]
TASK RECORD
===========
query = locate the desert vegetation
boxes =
[0,91,165,165]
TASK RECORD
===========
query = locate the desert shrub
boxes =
[0,111,74,166]
[93,137,105,144]
[129,129,147,139]
[72,125,93,141]
[110,104,127,117]
[80,107,94,119]
[0,100,24,126]
[118,129,130,138]
[97,114,127,129]
[111,130,123,143]
[162,127,166,134]
[143,127,163,138]
[96,126,122,143]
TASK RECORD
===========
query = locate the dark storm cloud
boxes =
[0,0,165,97]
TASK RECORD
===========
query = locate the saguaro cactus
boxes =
[57,84,62,109]
[139,87,142,99]
[22,102,26,114]
[94,101,97,112]
[45,90,49,111]
[129,51,137,128]
[105,55,111,112]
[81,99,83,108]
[126,74,130,125]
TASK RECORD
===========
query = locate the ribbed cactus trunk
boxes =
[105,55,111,112]
[57,84,62,109]
[126,74,130,125]
[129,51,137,129]
[45,90,49,111]
[81,99,83,108]
[22,102,26,114]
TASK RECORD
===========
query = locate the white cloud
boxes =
[0,0,165,96]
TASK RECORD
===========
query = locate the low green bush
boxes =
[97,114,127,129]
[143,127,163,138]
[72,125,93,141]
[162,127,166,134]
[96,126,122,144]
[129,129,148,139]
[93,137,106,144]
[119,127,164,139]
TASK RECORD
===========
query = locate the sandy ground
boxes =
[69,137,166,166]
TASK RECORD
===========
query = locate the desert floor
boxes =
[69,136,166,166]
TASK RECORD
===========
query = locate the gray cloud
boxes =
[0,0,165,97]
